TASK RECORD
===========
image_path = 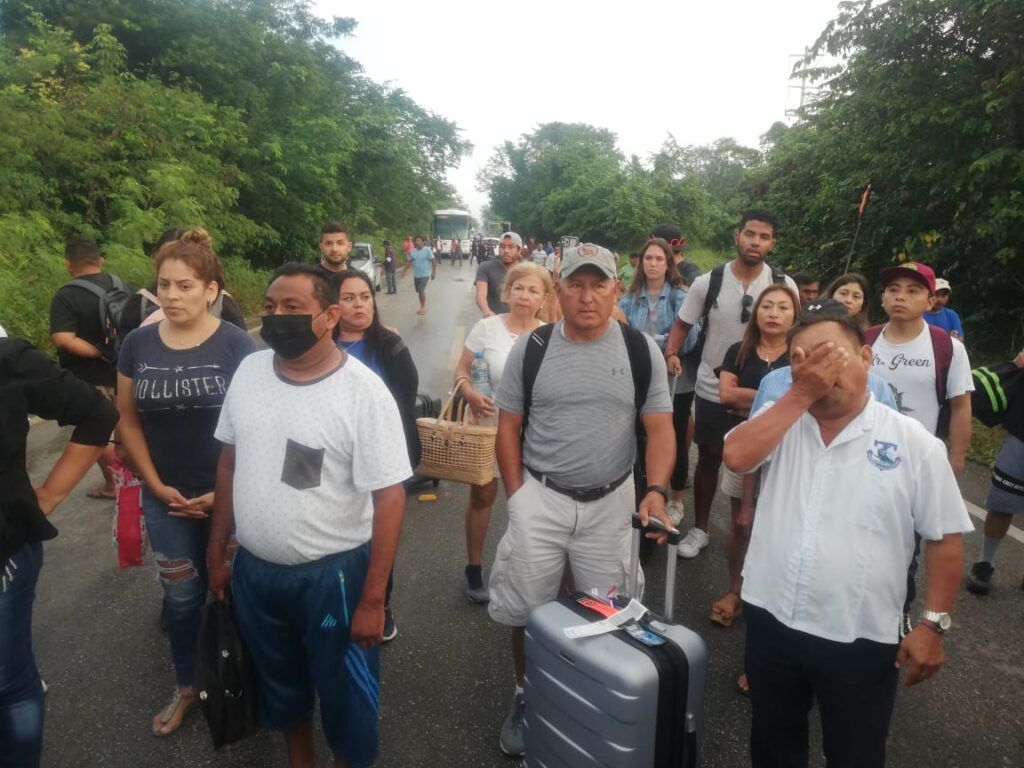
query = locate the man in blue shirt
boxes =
[923,278,964,339]
[401,235,436,315]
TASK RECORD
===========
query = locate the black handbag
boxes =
[195,595,260,749]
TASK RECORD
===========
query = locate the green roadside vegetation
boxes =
[0,0,470,349]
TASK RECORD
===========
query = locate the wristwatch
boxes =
[919,611,952,634]
[645,485,669,501]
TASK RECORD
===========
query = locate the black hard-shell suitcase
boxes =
[524,516,708,767]
[415,392,441,419]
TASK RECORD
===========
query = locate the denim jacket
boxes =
[619,283,691,352]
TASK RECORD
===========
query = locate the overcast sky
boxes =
[316,0,843,219]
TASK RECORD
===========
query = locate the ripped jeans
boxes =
[142,487,211,688]
[0,542,45,768]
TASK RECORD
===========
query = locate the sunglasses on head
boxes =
[650,235,686,249]
[741,293,754,323]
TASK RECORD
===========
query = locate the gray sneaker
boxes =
[465,577,490,604]
[499,691,526,756]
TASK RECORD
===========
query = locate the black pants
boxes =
[744,603,899,768]
[671,390,695,490]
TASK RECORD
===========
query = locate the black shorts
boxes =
[694,396,742,448]
[414,276,430,292]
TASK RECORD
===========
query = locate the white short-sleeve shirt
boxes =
[678,262,797,402]
[870,323,973,434]
[214,350,411,565]
[464,315,543,394]
[739,395,973,644]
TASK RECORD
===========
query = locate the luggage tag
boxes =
[564,599,647,639]
[571,597,666,646]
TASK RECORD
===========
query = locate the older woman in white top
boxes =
[453,262,552,603]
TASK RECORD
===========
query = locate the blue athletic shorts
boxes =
[232,544,379,767]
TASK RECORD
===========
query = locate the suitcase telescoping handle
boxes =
[629,513,681,623]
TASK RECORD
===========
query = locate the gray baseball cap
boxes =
[501,231,523,248]
[559,243,617,280]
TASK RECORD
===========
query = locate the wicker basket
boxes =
[415,379,497,485]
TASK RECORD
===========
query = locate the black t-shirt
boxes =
[475,259,511,314]
[117,322,256,492]
[49,273,124,386]
[678,260,702,288]
[1,338,118,563]
[718,341,790,424]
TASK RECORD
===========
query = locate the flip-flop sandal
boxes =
[152,690,195,737]
[709,593,742,627]
[736,673,750,697]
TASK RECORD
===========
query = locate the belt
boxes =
[525,466,631,503]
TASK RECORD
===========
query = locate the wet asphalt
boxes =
[25,260,1024,767]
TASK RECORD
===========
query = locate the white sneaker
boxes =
[666,500,685,527]
[677,528,709,559]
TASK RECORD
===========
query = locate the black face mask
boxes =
[260,313,325,359]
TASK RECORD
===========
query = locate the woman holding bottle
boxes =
[453,262,552,603]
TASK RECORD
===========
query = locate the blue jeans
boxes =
[0,543,45,768]
[142,487,211,687]
[385,271,396,293]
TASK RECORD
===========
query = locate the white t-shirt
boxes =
[214,349,411,565]
[739,396,973,644]
[0,322,6,338]
[678,262,797,402]
[870,323,973,435]
[464,315,543,393]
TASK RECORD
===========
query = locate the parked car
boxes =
[350,242,382,291]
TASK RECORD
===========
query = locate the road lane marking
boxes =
[964,498,1024,544]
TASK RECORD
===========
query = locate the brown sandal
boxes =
[152,689,196,736]
[710,592,742,628]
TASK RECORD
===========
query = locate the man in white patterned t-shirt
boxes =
[207,263,409,768]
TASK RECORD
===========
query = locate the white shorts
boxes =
[720,465,744,499]
[488,472,642,627]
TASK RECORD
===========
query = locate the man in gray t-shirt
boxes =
[475,232,523,316]
[487,243,675,758]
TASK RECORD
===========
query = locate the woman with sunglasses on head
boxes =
[334,268,419,640]
[116,230,256,735]
[619,237,692,526]
[824,272,870,328]
[453,262,552,603]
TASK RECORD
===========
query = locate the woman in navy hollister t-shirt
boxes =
[115,230,255,736]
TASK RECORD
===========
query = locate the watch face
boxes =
[937,613,952,631]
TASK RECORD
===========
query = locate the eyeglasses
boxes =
[741,293,754,323]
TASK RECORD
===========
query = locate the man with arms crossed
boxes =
[207,264,409,768]
[723,311,970,768]
[488,244,676,757]
[475,232,523,316]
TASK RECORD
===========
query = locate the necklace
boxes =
[339,338,364,352]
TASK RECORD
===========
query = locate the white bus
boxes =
[431,208,473,259]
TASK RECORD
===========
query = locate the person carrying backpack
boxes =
[49,236,133,499]
[664,210,796,559]
[486,244,675,757]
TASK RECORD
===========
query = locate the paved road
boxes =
[27,262,1024,766]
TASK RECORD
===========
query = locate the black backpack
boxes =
[68,275,132,362]
[681,263,787,376]
[521,321,652,447]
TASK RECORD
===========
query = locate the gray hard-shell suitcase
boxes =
[523,516,708,767]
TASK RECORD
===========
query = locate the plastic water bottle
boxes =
[471,352,492,398]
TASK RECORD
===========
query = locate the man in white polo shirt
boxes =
[207,263,410,768]
[723,310,971,768]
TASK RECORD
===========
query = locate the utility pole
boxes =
[786,47,811,118]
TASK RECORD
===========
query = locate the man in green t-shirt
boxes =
[617,252,639,291]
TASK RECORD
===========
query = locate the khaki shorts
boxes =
[488,471,642,627]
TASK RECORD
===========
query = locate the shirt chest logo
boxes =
[867,440,901,471]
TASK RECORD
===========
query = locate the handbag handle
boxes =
[438,376,473,424]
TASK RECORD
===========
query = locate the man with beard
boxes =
[317,221,353,274]
[475,232,524,316]
[665,210,796,559]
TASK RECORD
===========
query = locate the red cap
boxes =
[880,261,935,293]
